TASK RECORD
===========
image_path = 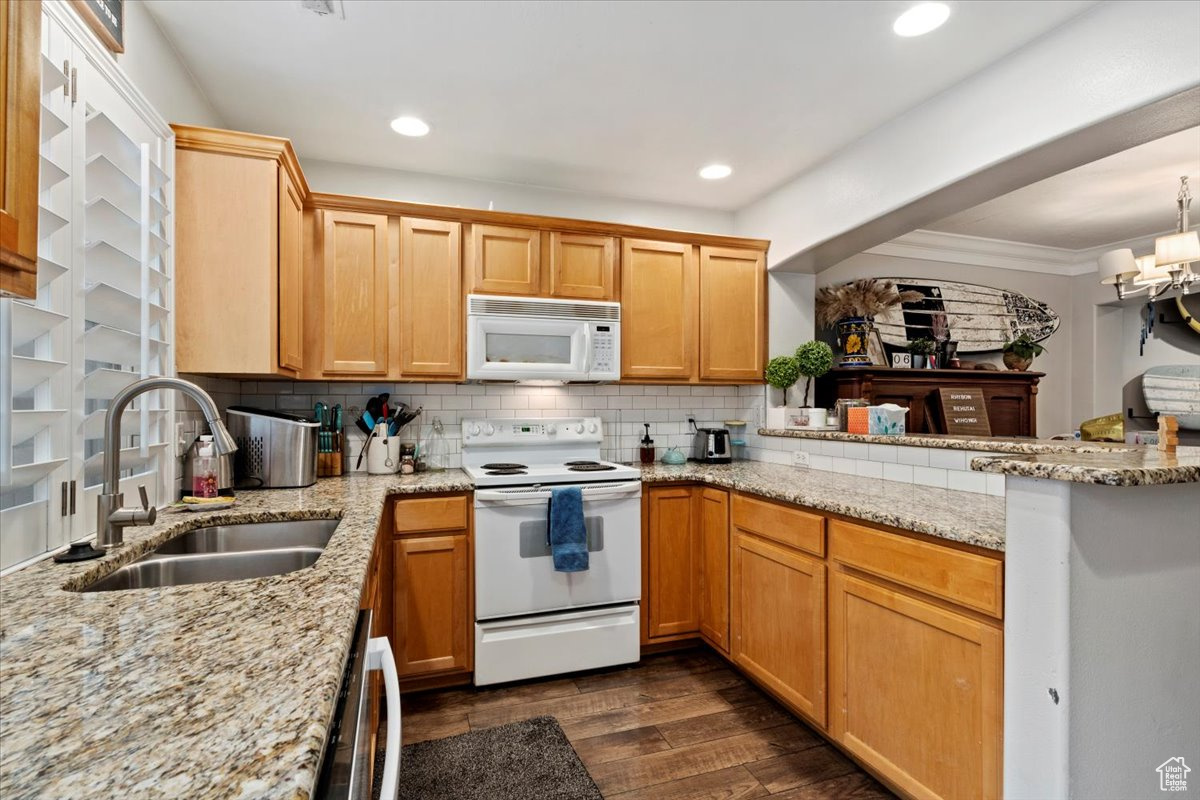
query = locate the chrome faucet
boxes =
[97,377,237,548]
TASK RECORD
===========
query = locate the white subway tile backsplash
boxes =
[809,454,834,471]
[947,470,988,494]
[867,444,899,463]
[831,457,857,475]
[882,462,914,483]
[842,442,870,460]
[854,460,883,479]
[912,466,948,489]
[928,449,968,471]
[896,447,930,467]
[819,441,844,458]
[986,473,1006,497]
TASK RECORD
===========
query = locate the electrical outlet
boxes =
[792,450,811,468]
[174,422,190,458]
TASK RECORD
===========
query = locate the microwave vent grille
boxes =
[468,296,620,322]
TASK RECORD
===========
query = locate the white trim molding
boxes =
[866,229,1096,277]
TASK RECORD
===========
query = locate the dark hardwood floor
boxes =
[399,648,896,799]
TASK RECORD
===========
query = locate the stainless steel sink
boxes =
[149,519,339,555]
[79,518,340,592]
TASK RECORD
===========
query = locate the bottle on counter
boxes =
[191,435,219,498]
[639,423,656,464]
[423,417,449,471]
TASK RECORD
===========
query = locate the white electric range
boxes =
[462,417,642,686]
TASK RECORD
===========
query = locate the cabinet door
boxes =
[621,239,697,380]
[321,210,389,374]
[697,488,730,652]
[469,224,540,295]
[277,166,304,372]
[699,246,766,381]
[731,532,826,726]
[829,570,1003,800]
[0,0,40,298]
[393,533,470,676]
[400,217,463,378]
[548,232,616,300]
[646,486,699,638]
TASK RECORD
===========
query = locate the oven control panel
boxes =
[462,417,603,445]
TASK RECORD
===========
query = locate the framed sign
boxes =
[72,0,124,53]
[936,387,992,437]
[892,352,912,368]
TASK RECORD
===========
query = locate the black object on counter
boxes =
[53,542,107,563]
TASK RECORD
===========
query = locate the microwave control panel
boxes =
[591,325,615,374]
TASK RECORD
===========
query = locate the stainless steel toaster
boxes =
[689,419,732,464]
[226,406,319,488]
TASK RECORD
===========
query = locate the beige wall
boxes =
[817,253,1077,437]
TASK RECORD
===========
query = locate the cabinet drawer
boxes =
[828,520,1003,618]
[394,495,469,534]
[732,493,824,556]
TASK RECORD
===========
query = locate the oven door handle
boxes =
[367,637,401,800]
[475,481,642,505]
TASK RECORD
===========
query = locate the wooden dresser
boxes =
[816,367,1043,437]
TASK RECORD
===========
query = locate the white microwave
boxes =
[466,295,620,382]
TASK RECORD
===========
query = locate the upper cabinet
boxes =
[173,126,309,376]
[0,0,41,298]
[468,224,540,295]
[699,246,766,382]
[400,217,463,379]
[318,210,391,375]
[548,232,616,300]
[621,238,698,381]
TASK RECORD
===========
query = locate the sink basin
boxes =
[149,519,339,555]
[81,548,324,592]
[79,518,340,592]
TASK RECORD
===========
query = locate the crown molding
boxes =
[865,229,1094,276]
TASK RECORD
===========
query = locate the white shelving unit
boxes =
[1,1,175,571]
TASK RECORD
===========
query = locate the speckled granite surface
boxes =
[0,470,472,800]
[638,461,1005,551]
[759,428,1123,454]
[971,446,1200,486]
[0,461,1003,799]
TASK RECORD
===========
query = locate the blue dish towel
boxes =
[548,486,588,573]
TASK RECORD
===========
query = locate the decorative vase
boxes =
[910,354,927,369]
[1003,352,1032,371]
[765,405,787,429]
[835,317,874,367]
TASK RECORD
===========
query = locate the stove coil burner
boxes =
[481,463,527,470]
[564,460,599,466]
[567,463,616,472]
[484,468,527,475]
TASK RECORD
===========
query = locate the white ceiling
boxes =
[927,127,1200,250]
[143,0,1095,210]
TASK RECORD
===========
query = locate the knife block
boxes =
[317,432,344,477]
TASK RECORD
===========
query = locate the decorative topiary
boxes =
[765,355,801,405]
[794,341,834,407]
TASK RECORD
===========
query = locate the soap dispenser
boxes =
[639,423,656,464]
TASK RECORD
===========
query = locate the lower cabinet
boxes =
[644,486,700,639]
[731,531,827,726]
[828,569,1003,800]
[696,487,730,652]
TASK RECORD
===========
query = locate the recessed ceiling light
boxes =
[390,116,430,137]
[893,2,950,37]
[699,164,733,180]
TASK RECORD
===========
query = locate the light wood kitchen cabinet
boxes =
[731,531,827,727]
[621,238,698,380]
[548,232,617,300]
[319,210,391,375]
[644,485,699,639]
[1,0,41,299]
[697,487,730,653]
[400,217,463,379]
[173,125,309,375]
[393,532,471,676]
[828,569,1003,800]
[699,246,766,382]
[468,223,541,295]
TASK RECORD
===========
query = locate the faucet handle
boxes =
[138,484,150,511]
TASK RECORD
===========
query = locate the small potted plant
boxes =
[764,355,801,428]
[906,337,936,369]
[791,341,834,427]
[1003,333,1045,371]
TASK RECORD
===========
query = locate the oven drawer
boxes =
[474,605,640,686]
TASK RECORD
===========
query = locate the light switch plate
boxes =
[792,450,811,468]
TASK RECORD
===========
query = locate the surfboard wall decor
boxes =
[1142,364,1200,430]
[870,277,1060,354]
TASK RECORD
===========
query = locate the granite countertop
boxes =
[758,427,1124,455]
[0,470,471,800]
[639,461,1005,551]
[0,461,1002,799]
[971,446,1200,486]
